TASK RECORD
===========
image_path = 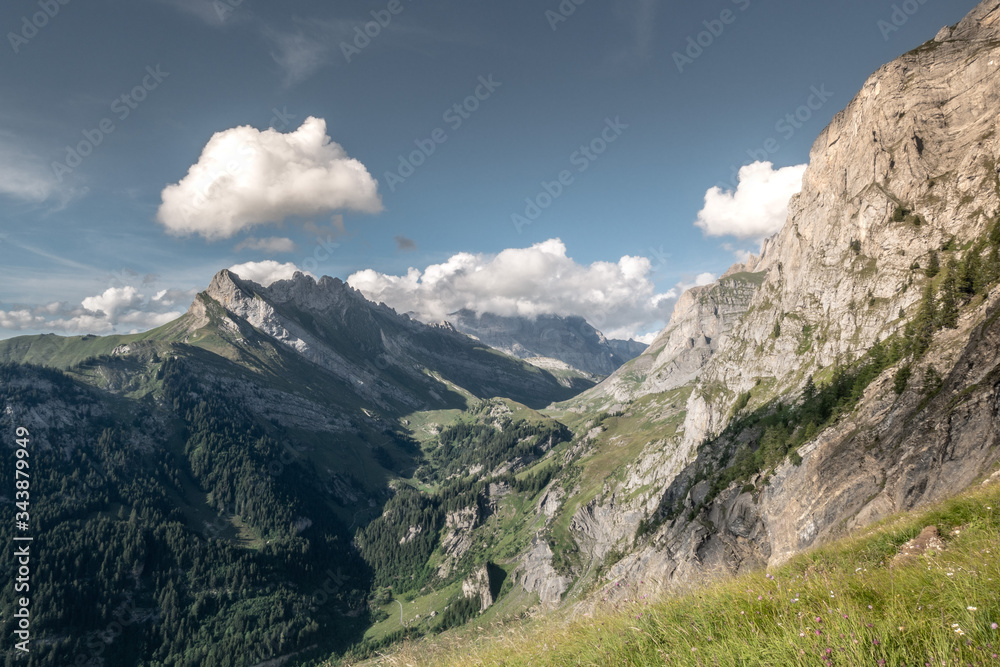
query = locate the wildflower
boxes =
[830,590,835,598]
[968,606,978,611]
[991,623,998,630]
[816,617,823,623]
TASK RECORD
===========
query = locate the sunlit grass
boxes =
[348,480,1000,666]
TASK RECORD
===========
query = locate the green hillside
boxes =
[347,473,1000,666]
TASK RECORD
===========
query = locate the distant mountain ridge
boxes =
[446,308,647,377]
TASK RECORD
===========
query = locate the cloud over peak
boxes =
[157,117,382,241]
[347,239,688,340]
[228,260,314,287]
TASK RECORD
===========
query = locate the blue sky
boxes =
[0,0,981,340]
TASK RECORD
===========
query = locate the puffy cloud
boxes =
[157,117,383,240]
[347,239,684,340]
[234,236,298,253]
[0,284,194,336]
[81,286,143,319]
[229,260,314,287]
[695,161,806,240]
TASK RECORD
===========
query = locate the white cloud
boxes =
[0,283,194,336]
[81,286,143,320]
[347,239,683,341]
[234,236,297,253]
[695,161,806,240]
[229,260,314,287]
[157,116,383,240]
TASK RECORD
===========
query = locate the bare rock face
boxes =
[576,272,762,409]
[462,565,496,612]
[513,536,571,607]
[684,0,1000,449]
[437,507,479,578]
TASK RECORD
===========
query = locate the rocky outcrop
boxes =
[513,535,571,607]
[462,565,496,612]
[572,271,761,410]
[437,507,479,578]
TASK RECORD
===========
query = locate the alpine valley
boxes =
[3,2,1000,666]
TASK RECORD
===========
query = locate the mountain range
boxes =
[445,308,647,377]
[2,2,1000,665]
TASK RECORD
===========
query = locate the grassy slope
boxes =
[352,474,1000,666]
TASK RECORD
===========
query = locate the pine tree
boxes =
[911,281,936,356]
[984,243,1000,286]
[958,249,981,295]
[938,259,959,328]
[925,250,940,278]
[802,375,816,401]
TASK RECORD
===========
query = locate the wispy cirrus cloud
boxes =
[606,0,659,67]
[234,236,297,253]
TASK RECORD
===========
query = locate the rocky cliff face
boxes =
[575,270,762,409]
[551,0,1000,609]
[685,3,1000,448]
